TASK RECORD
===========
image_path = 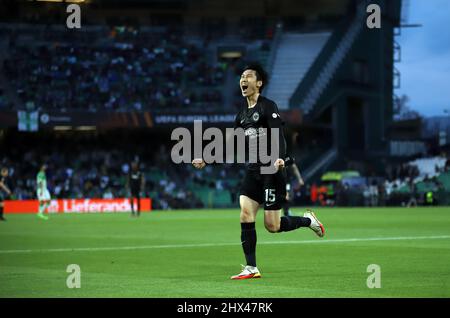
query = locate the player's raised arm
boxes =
[291,162,305,186]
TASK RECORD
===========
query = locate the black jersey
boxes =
[129,170,142,192]
[234,95,287,171]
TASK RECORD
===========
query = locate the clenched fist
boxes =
[274,158,285,171]
[192,158,206,169]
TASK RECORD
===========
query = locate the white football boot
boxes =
[303,210,325,237]
[231,265,261,280]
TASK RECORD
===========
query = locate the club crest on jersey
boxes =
[272,113,279,118]
[252,112,260,122]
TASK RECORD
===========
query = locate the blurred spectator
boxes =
[2,26,225,112]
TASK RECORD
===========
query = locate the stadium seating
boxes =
[1,25,226,112]
[266,32,330,109]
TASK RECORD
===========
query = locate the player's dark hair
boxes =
[242,63,268,93]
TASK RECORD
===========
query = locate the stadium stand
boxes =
[1,0,448,209]
[0,130,246,209]
[266,32,331,109]
[1,24,226,112]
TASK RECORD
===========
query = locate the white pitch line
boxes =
[1,235,450,254]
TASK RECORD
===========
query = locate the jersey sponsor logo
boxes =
[244,128,257,137]
[244,127,267,138]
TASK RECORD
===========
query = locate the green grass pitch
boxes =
[1,207,450,298]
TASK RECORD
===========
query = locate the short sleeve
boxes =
[264,101,284,128]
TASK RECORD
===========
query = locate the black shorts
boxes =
[130,188,140,198]
[240,168,287,210]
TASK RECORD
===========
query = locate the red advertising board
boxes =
[4,198,152,214]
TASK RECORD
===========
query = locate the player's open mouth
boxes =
[241,85,248,92]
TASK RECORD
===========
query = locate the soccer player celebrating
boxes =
[127,161,145,217]
[0,167,12,221]
[192,63,325,280]
[36,164,51,220]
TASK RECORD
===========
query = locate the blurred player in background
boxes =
[36,164,50,220]
[0,167,12,221]
[127,162,145,217]
[283,155,304,216]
